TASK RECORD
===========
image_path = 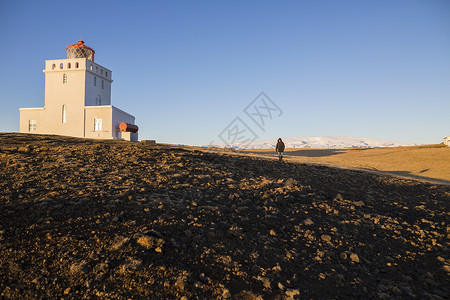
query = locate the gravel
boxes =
[0,133,449,299]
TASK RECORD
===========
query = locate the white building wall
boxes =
[444,137,450,146]
[41,58,87,137]
[19,108,45,134]
[84,60,112,106]
[83,106,137,141]
[84,106,113,139]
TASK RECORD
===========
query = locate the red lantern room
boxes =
[66,40,95,61]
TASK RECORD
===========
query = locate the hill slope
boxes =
[0,133,449,299]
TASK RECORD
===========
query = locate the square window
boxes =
[94,119,102,131]
[29,120,36,132]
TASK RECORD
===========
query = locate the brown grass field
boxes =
[242,144,450,185]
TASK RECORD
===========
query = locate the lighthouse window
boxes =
[68,63,71,69]
[60,63,63,69]
[62,105,66,123]
[101,69,103,75]
[94,119,102,131]
[94,77,97,86]
[102,80,104,89]
[75,62,79,68]
[105,71,108,77]
[28,120,36,132]
[52,64,56,70]
[63,74,67,84]
[90,64,93,71]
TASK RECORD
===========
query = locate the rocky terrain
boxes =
[0,133,449,299]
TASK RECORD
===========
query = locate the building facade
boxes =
[444,136,450,146]
[19,40,138,141]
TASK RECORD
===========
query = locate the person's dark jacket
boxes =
[276,140,285,152]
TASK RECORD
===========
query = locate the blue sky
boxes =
[1,0,449,145]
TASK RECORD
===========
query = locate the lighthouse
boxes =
[19,40,138,141]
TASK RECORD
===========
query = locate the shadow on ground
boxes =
[384,170,450,186]
[241,149,450,186]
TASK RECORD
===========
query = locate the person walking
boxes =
[275,138,285,161]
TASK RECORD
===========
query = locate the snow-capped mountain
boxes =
[205,136,418,150]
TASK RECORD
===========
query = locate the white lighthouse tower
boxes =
[19,40,138,141]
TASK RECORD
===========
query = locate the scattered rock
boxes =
[334,194,344,201]
[349,253,360,263]
[257,276,271,289]
[222,288,231,299]
[442,265,450,273]
[135,233,165,250]
[69,261,89,275]
[321,235,332,242]
[109,236,130,251]
[353,201,365,207]
[118,258,142,274]
[304,218,314,226]
[0,133,448,299]
[284,178,298,188]
[174,276,187,291]
[85,280,92,288]
[285,288,300,298]
[228,226,243,237]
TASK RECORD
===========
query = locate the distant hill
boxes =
[206,136,418,150]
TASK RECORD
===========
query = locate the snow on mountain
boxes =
[205,136,418,150]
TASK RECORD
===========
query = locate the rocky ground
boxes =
[0,133,449,299]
